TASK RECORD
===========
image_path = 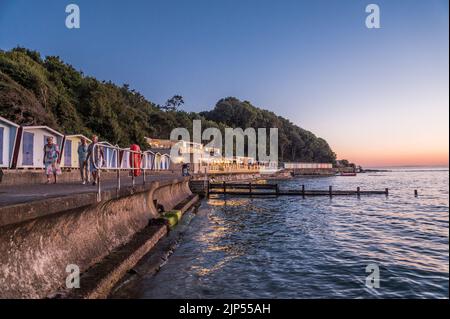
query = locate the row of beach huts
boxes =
[0,116,171,170]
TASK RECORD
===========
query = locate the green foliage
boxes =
[162,95,184,111]
[0,48,336,163]
[201,97,336,163]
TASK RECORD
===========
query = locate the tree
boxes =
[289,131,303,160]
[200,97,337,163]
[0,48,339,162]
[162,95,184,111]
[337,159,350,167]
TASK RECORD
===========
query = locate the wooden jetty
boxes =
[202,182,388,197]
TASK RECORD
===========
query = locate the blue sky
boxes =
[0,0,448,166]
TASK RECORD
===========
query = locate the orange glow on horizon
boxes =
[336,149,449,167]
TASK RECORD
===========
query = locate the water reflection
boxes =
[131,168,449,299]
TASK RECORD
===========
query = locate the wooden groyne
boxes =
[193,182,389,197]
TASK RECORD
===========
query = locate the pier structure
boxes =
[189,181,389,198]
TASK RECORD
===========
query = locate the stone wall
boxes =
[0,177,192,298]
[0,169,178,186]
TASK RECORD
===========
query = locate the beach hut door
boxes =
[22,132,34,166]
[111,150,117,168]
[64,140,72,167]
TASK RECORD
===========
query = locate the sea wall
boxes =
[0,177,192,299]
[288,167,356,176]
[289,168,335,176]
[193,172,262,182]
[0,168,177,186]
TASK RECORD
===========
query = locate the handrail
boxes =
[92,142,171,201]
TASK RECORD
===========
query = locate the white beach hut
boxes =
[61,135,92,168]
[98,142,119,169]
[142,151,155,170]
[153,153,162,170]
[120,148,132,169]
[0,116,20,168]
[13,126,64,169]
[161,154,171,170]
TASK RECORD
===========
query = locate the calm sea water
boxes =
[131,168,449,299]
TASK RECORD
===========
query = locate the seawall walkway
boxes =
[0,173,198,298]
[0,172,181,227]
[0,173,180,207]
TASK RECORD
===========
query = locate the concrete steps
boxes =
[57,223,168,299]
[54,194,199,299]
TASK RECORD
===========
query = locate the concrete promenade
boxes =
[0,172,180,208]
[0,174,196,298]
[0,172,183,227]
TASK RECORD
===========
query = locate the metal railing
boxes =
[92,142,171,201]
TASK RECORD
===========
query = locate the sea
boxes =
[120,167,449,299]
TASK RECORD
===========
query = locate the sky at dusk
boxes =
[0,0,448,167]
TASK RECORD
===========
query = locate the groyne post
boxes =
[329,185,332,198]
[302,184,305,198]
[357,187,361,197]
[385,188,389,196]
[414,189,418,197]
[203,167,208,195]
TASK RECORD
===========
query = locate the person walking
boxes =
[86,135,104,186]
[78,137,90,184]
[43,136,61,184]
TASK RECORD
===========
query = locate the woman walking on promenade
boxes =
[78,137,90,184]
[43,136,61,184]
[87,135,104,186]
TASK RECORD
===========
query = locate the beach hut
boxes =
[283,162,333,169]
[120,148,132,169]
[108,145,120,169]
[161,154,171,170]
[142,151,155,170]
[153,153,162,170]
[61,135,92,168]
[12,126,64,169]
[0,116,20,168]
[97,142,119,169]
